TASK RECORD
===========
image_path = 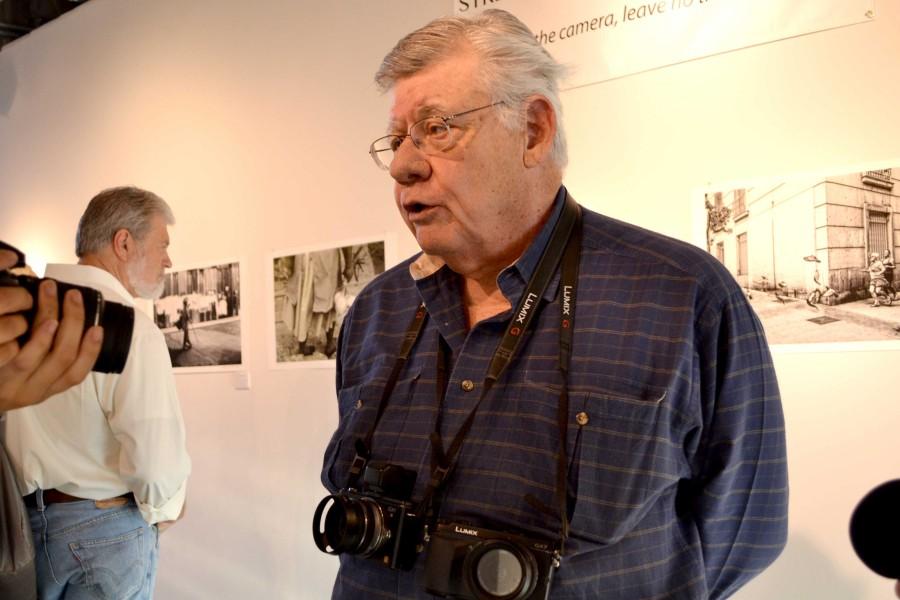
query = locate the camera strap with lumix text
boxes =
[348,192,582,553]
[421,197,581,545]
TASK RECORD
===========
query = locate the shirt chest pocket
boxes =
[323,364,425,491]
[566,387,691,545]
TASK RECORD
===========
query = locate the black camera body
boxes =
[0,242,134,374]
[425,521,559,600]
[313,462,424,571]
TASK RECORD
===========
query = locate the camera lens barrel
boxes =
[313,489,424,571]
[92,297,134,373]
[313,494,390,557]
[330,496,390,557]
[2,273,134,374]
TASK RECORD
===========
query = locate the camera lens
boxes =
[55,282,134,374]
[322,496,390,557]
[3,274,134,374]
[467,541,536,600]
[92,297,134,373]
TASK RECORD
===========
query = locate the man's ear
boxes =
[522,95,557,169]
[111,229,131,261]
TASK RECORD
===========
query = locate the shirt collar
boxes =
[511,185,567,283]
[409,252,445,282]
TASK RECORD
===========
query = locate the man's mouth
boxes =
[405,200,427,212]
[404,202,436,221]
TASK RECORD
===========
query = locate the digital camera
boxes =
[0,242,134,374]
[313,462,424,570]
[424,521,559,600]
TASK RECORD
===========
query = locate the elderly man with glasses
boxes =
[318,9,787,600]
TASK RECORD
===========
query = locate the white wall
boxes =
[1,1,898,598]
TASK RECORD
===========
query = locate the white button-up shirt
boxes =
[5,264,190,525]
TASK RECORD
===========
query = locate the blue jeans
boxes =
[28,489,159,600]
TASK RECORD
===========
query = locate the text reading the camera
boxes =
[532,0,712,46]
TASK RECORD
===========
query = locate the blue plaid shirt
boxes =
[321,187,787,599]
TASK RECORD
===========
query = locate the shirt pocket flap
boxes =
[566,386,691,545]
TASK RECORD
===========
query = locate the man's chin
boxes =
[135,280,165,300]
[414,230,455,259]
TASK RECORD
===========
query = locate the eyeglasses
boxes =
[368,101,503,170]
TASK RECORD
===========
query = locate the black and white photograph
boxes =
[153,260,243,369]
[702,164,900,348]
[270,239,386,366]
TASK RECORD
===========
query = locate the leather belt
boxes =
[23,489,133,508]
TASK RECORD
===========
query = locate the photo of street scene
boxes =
[271,240,385,365]
[153,260,242,369]
[704,166,900,346]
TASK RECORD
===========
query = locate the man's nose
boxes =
[389,137,431,184]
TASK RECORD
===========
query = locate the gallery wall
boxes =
[1,0,898,598]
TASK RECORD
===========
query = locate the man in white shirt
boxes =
[4,186,191,600]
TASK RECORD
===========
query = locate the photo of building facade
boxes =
[705,167,900,345]
[707,168,897,297]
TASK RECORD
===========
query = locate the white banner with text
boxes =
[453,0,874,89]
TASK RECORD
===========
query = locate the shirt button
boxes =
[576,412,589,426]
[355,399,363,409]
[460,379,476,392]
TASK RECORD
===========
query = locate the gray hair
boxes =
[75,186,175,257]
[375,9,569,168]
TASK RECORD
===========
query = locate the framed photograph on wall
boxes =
[696,162,900,351]
[267,236,391,368]
[152,259,244,371]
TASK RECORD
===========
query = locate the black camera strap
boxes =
[346,304,428,488]
[421,196,581,553]
[552,211,581,547]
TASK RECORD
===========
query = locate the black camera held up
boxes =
[0,241,134,374]
[424,521,559,600]
[312,462,425,571]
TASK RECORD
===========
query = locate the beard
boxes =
[126,251,165,300]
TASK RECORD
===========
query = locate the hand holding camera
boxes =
[0,245,105,411]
